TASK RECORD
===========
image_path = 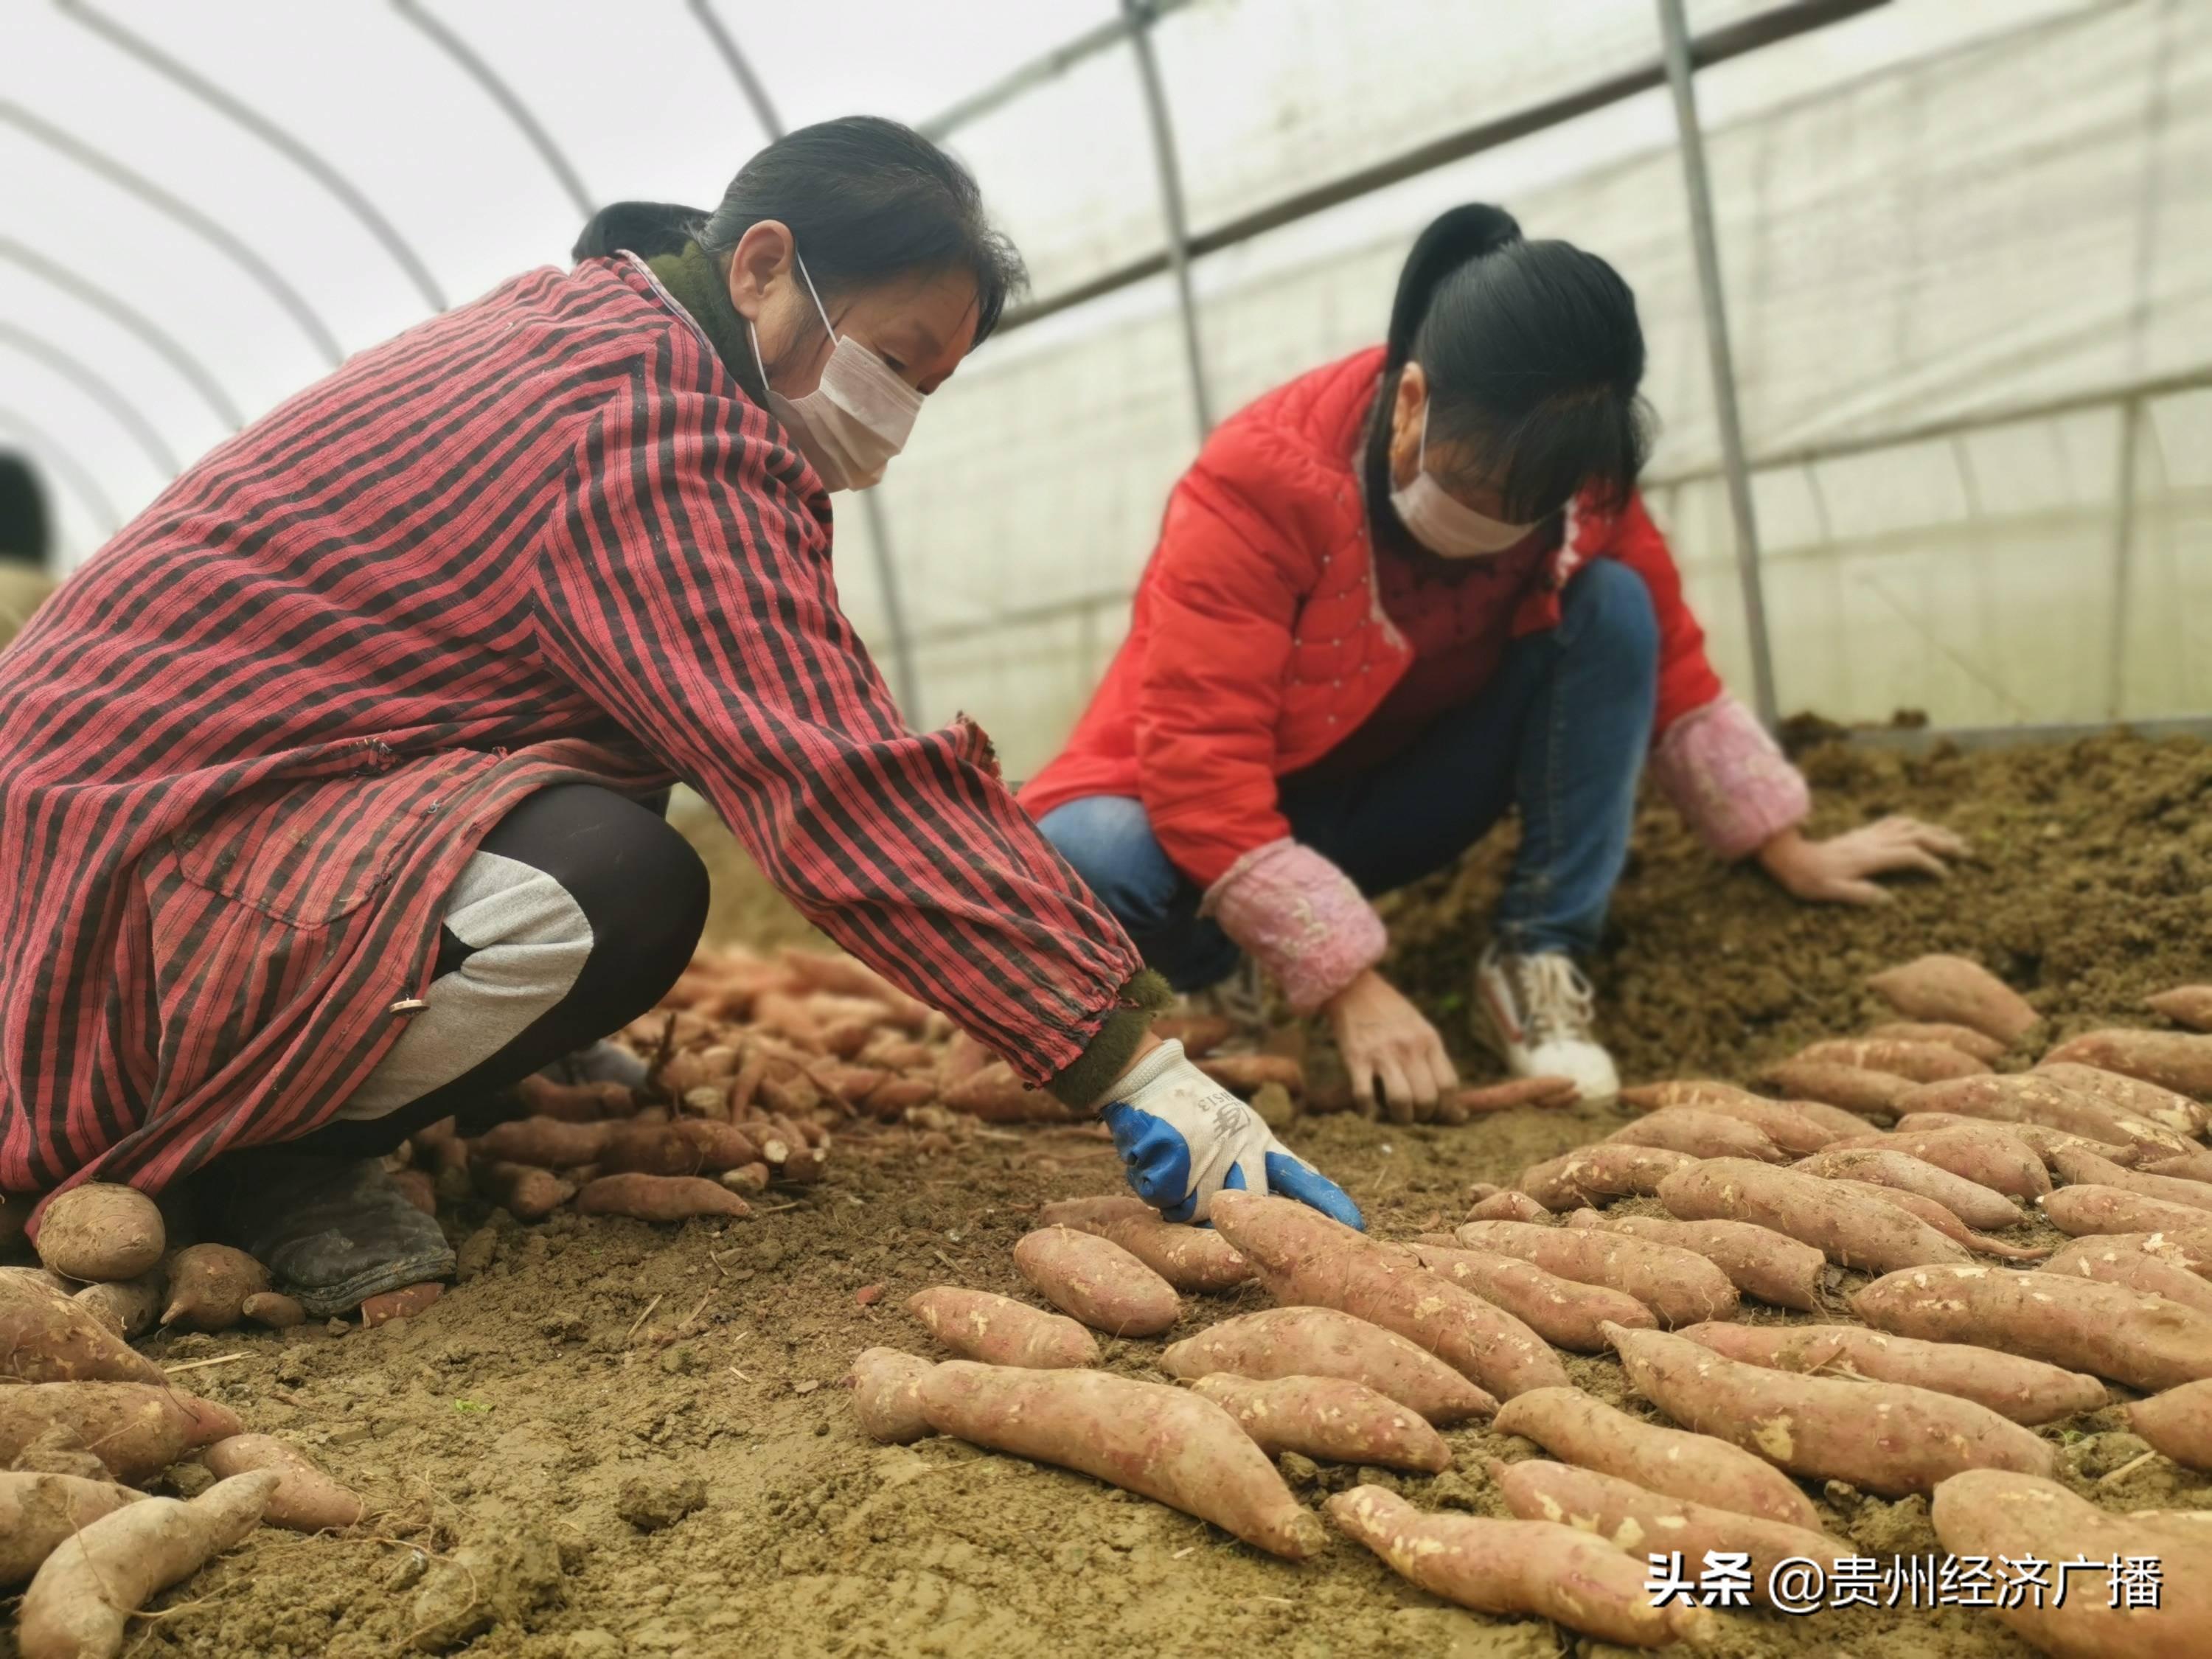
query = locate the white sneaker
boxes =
[1474,945,1619,1105]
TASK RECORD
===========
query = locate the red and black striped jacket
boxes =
[0,254,1141,1203]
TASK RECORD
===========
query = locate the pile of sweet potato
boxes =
[0,1270,364,1656]
[835,950,2212,1655]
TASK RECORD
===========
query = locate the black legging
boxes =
[299,785,708,1155]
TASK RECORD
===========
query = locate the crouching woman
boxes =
[1022,205,1959,1112]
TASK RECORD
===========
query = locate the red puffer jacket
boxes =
[1022,347,1793,886]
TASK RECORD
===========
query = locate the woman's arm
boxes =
[1601,494,1962,900]
[534,378,1161,1102]
[1131,472,1389,1015]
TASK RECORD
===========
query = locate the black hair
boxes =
[1363,204,1652,535]
[573,116,1026,344]
[0,453,50,568]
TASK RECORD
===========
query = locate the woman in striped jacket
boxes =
[0,119,1354,1316]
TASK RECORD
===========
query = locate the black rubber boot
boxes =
[216,1152,456,1319]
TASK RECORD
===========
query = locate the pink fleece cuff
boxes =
[1650,695,1812,860]
[1201,838,1387,1015]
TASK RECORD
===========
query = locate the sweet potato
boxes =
[574,1172,751,1221]
[241,1291,306,1329]
[1619,1079,1763,1112]
[1194,1374,1451,1472]
[1604,1108,1786,1162]
[1930,1470,2212,1659]
[2054,1145,2212,1214]
[917,1361,1326,1559]
[1157,1307,1495,1425]
[2141,1146,2212,1186]
[2041,1183,2212,1243]
[863,1077,936,1116]
[1514,1144,1695,1209]
[513,1073,633,1121]
[160,1243,269,1332]
[2045,1236,2212,1316]
[2045,1229,2212,1278]
[2129,1378,2212,1471]
[941,1063,1072,1124]
[1893,1110,2141,1171]
[1492,1458,1854,1604]
[1657,1158,1970,1273]
[1563,1211,1829,1312]
[1103,1215,1251,1295]
[1012,1227,1180,1337]
[1678,1321,2104,1424]
[1827,1123,2052,1199]
[777,947,932,1029]
[1623,1088,1858,1152]
[1037,1197,1253,1293]
[1440,1076,1579,1113]
[1150,1015,1233,1059]
[2148,985,2212,1032]
[1327,1485,1717,1647]
[471,1161,575,1221]
[1037,1195,1149,1231]
[1452,1219,1737,1326]
[1792,1147,2022,1231]
[1868,954,2039,1043]
[1610,1321,2055,1495]
[597,1119,761,1177]
[32,1183,163,1282]
[1823,1180,2048,1261]
[470,1116,612,1168]
[71,1271,164,1341]
[1409,1240,1656,1351]
[1854,1263,2212,1391]
[16,1469,278,1659]
[1197,1054,1304,1095]
[1794,1037,1989,1082]
[2043,1028,2212,1099]
[0,1471,145,1585]
[1756,1060,1915,1119]
[1900,1073,2192,1155]
[2037,1061,2208,1136]
[1467,1191,1552,1223]
[846,1347,935,1444]
[0,1276,164,1385]
[360,1282,442,1326]
[1211,1192,1565,1399]
[1490,1384,1823,1529]
[906,1286,1099,1368]
[203,1434,364,1531]
[1865,1020,2008,1062]
[0,1382,242,1484]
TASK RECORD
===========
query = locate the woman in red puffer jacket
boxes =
[1022,204,1961,1114]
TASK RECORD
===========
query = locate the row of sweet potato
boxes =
[831,953,2212,1655]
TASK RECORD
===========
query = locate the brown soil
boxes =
[52,731,2212,1659]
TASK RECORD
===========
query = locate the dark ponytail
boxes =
[1365,202,1652,529]
[573,116,1027,344]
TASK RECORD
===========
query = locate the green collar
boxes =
[646,240,767,404]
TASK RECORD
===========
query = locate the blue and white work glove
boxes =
[1097,1040,1364,1229]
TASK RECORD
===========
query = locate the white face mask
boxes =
[748,251,922,491]
[1388,397,1535,557]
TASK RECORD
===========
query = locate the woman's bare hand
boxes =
[1323,968,1458,1124]
[1758,818,1967,906]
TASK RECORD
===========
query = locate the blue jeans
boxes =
[1037,559,1660,992]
